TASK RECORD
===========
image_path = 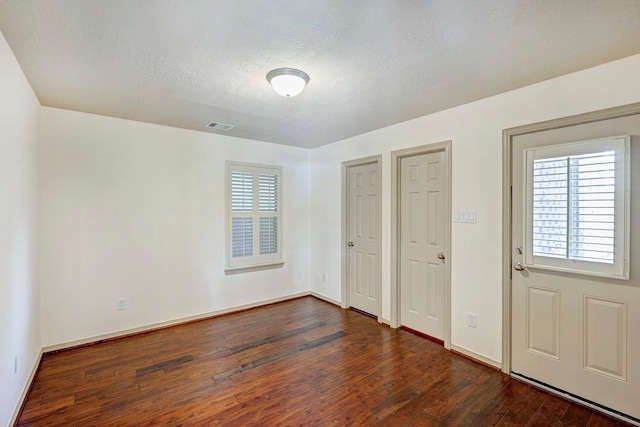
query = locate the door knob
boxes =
[348,241,354,247]
[437,252,445,260]
[514,262,525,271]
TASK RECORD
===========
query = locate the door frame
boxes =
[341,155,383,322]
[501,102,640,374]
[391,141,452,349]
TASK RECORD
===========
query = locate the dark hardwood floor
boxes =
[17,296,633,426]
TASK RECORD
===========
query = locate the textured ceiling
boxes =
[1,1,640,148]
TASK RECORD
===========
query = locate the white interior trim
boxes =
[309,291,341,307]
[451,344,502,369]
[10,349,43,427]
[42,291,310,353]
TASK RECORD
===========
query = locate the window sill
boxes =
[523,262,629,281]
[225,262,285,275]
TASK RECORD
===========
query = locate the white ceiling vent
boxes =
[205,121,234,131]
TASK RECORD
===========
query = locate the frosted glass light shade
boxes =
[266,68,310,97]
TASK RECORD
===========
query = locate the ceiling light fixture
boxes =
[266,68,310,97]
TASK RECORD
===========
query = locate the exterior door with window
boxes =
[511,115,640,419]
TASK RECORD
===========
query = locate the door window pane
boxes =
[525,136,629,279]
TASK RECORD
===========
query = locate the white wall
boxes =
[0,31,41,426]
[7,33,640,421]
[309,54,640,364]
[40,108,310,347]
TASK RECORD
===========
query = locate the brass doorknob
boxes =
[348,241,354,247]
[437,252,445,260]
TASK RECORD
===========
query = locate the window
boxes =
[226,162,282,270]
[524,135,630,279]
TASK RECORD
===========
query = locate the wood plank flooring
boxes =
[17,296,634,426]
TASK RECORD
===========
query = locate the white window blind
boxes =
[525,136,629,279]
[226,162,282,270]
[532,151,616,263]
[231,172,253,258]
[259,173,278,255]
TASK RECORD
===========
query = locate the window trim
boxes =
[225,161,283,272]
[523,135,630,280]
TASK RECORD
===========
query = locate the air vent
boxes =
[205,121,234,131]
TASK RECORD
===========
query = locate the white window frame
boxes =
[523,135,630,280]
[226,161,283,271]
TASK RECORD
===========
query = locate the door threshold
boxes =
[349,307,376,319]
[511,372,640,427]
[400,326,444,346]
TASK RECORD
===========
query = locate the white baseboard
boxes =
[10,348,43,426]
[309,291,341,306]
[42,292,311,353]
[310,292,389,325]
[450,344,502,369]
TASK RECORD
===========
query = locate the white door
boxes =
[511,114,640,419]
[348,162,379,316]
[400,152,446,340]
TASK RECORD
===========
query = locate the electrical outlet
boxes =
[322,273,326,282]
[467,313,478,328]
[297,272,303,280]
[117,298,127,311]
[14,355,17,374]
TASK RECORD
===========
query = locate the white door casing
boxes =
[509,113,640,420]
[342,157,381,319]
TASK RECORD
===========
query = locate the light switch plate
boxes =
[454,209,477,223]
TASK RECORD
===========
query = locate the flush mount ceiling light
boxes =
[266,68,310,97]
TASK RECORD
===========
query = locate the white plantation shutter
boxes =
[259,173,278,255]
[231,172,253,258]
[532,157,569,258]
[525,136,629,279]
[259,217,278,255]
[568,152,616,263]
[227,162,282,270]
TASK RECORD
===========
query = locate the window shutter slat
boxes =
[259,174,278,212]
[532,157,569,258]
[231,172,253,212]
[259,217,278,255]
[258,173,278,255]
[568,151,616,264]
[231,217,253,258]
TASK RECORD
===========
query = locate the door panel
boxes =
[584,295,627,381]
[526,286,560,359]
[511,114,640,418]
[400,152,446,339]
[348,162,378,316]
